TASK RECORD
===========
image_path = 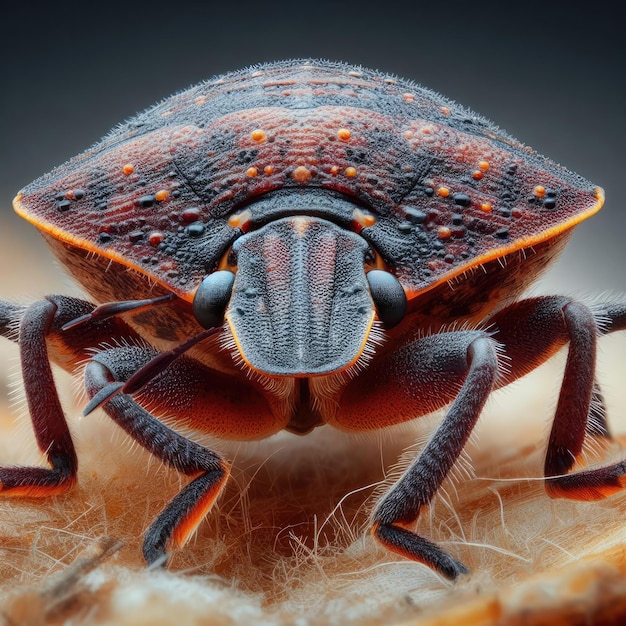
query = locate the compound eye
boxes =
[366,269,407,329]
[192,270,235,329]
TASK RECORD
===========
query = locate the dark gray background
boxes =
[1,0,623,294]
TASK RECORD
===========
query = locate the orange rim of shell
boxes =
[13,187,605,304]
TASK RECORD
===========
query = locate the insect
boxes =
[1,59,624,580]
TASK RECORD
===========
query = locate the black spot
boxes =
[172,190,181,198]
[506,163,518,174]
[397,222,413,233]
[99,232,112,244]
[187,223,205,237]
[424,187,434,197]
[139,195,156,208]
[494,228,509,239]
[546,188,557,198]
[453,193,471,207]
[452,214,463,226]
[97,201,108,211]
[57,199,72,211]
[129,230,144,244]
[73,189,85,200]
[543,198,557,209]
[404,207,426,224]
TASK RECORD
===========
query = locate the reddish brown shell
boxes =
[14,60,603,302]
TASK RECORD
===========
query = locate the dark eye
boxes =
[192,270,236,329]
[366,269,407,329]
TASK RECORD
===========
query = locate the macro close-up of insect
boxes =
[1,58,625,588]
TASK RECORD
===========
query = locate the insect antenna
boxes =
[83,326,222,416]
[61,293,175,330]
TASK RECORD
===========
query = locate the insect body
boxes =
[1,60,625,579]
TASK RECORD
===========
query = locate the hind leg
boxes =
[0,295,138,496]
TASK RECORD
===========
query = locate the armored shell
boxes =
[13,60,603,376]
[14,59,602,292]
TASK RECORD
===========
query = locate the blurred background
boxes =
[0,0,624,402]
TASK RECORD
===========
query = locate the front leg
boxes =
[372,333,500,579]
[83,346,231,564]
[334,330,502,579]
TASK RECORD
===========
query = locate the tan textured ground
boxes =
[1,217,626,625]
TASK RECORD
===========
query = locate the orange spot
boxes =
[263,165,274,175]
[403,93,415,102]
[246,167,258,178]
[345,166,357,178]
[251,129,267,143]
[348,71,361,78]
[149,232,164,246]
[13,192,23,203]
[228,209,252,229]
[353,208,376,228]
[123,164,135,175]
[404,130,414,140]
[438,226,452,239]
[472,171,484,180]
[441,106,451,115]
[534,185,546,197]
[155,190,169,202]
[437,187,450,198]
[330,165,339,175]
[478,160,490,171]
[195,96,207,105]
[479,202,492,213]
[292,165,312,182]
[337,128,351,141]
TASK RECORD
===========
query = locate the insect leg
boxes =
[83,346,229,565]
[490,297,626,500]
[0,295,144,496]
[373,333,499,580]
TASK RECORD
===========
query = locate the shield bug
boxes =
[1,60,624,579]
